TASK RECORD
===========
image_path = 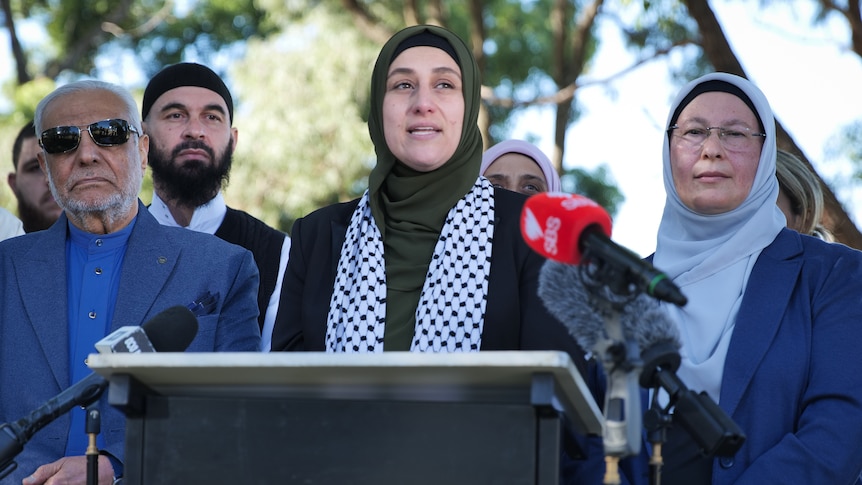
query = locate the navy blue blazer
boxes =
[570,229,862,484]
[0,201,261,482]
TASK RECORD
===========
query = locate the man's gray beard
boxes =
[48,170,142,228]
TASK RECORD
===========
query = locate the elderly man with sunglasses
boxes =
[0,80,261,484]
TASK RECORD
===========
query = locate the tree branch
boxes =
[341,0,394,45]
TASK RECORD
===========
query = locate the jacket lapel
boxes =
[112,203,180,328]
[330,219,347,270]
[719,229,802,417]
[18,217,71,388]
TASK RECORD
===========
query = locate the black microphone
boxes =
[0,306,198,476]
[617,296,746,457]
[539,260,642,458]
[521,192,687,307]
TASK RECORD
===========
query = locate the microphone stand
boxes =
[579,254,674,485]
[580,247,745,484]
[579,266,642,485]
[85,404,100,485]
[643,395,671,485]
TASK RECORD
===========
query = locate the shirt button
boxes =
[88,311,97,319]
[95,267,102,275]
[95,239,103,247]
[719,456,734,469]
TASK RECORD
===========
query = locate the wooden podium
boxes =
[88,351,602,485]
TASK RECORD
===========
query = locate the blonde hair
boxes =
[775,150,833,241]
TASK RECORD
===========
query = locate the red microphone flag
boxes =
[520,192,613,265]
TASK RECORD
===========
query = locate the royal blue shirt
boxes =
[64,218,135,456]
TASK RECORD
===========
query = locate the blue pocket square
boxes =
[187,290,220,316]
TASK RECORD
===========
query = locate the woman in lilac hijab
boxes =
[481,140,562,195]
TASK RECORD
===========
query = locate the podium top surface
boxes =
[89,350,602,434]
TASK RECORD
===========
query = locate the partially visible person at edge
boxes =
[775,149,834,241]
[0,79,261,485]
[600,72,862,485]
[7,120,63,232]
[142,62,290,352]
[270,24,592,475]
[481,139,563,195]
[0,206,23,240]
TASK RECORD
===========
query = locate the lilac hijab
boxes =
[481,140,563,192]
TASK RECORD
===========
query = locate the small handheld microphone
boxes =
[521,192,687,307]
[0,306,199,476]
[95,327,156,354]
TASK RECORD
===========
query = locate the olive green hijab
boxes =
[365,25,484,349]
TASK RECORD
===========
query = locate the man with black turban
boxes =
[143,62,290,352]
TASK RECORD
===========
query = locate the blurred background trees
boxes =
[1,0,860,246]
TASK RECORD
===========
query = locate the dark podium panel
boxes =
[88,351,602,485]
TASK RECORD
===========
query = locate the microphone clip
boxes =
[580,234,688,307]
[640,342,746,458]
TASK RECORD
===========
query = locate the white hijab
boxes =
[653,73,786,403]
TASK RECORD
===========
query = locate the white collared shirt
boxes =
[0,207,24,241]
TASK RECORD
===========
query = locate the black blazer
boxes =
[271,188,587,376]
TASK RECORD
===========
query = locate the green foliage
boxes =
[14,0,278,78]
[135,0,280,75]
[2,77,55,122]
[826,120,862,180]
[1,0,628,230]
[227,8,378,232]
[562,164,625,217]
[614,0,708,86]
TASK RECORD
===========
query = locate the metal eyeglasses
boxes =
[667,125,766,151]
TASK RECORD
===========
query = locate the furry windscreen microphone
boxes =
[538,260,612,352]
[618,293,682,355]
[539,259,644,458]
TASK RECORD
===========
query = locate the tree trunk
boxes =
[1,0,31,84]
[551,0,604,173]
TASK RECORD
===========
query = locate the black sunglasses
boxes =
[39,119,141,155]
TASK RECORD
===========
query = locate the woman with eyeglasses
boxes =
[613,72,862,485]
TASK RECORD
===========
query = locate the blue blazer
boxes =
[0,201,261,482]
[586,229,862,485]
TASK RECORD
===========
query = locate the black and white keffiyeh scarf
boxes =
[326,178,495,353]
